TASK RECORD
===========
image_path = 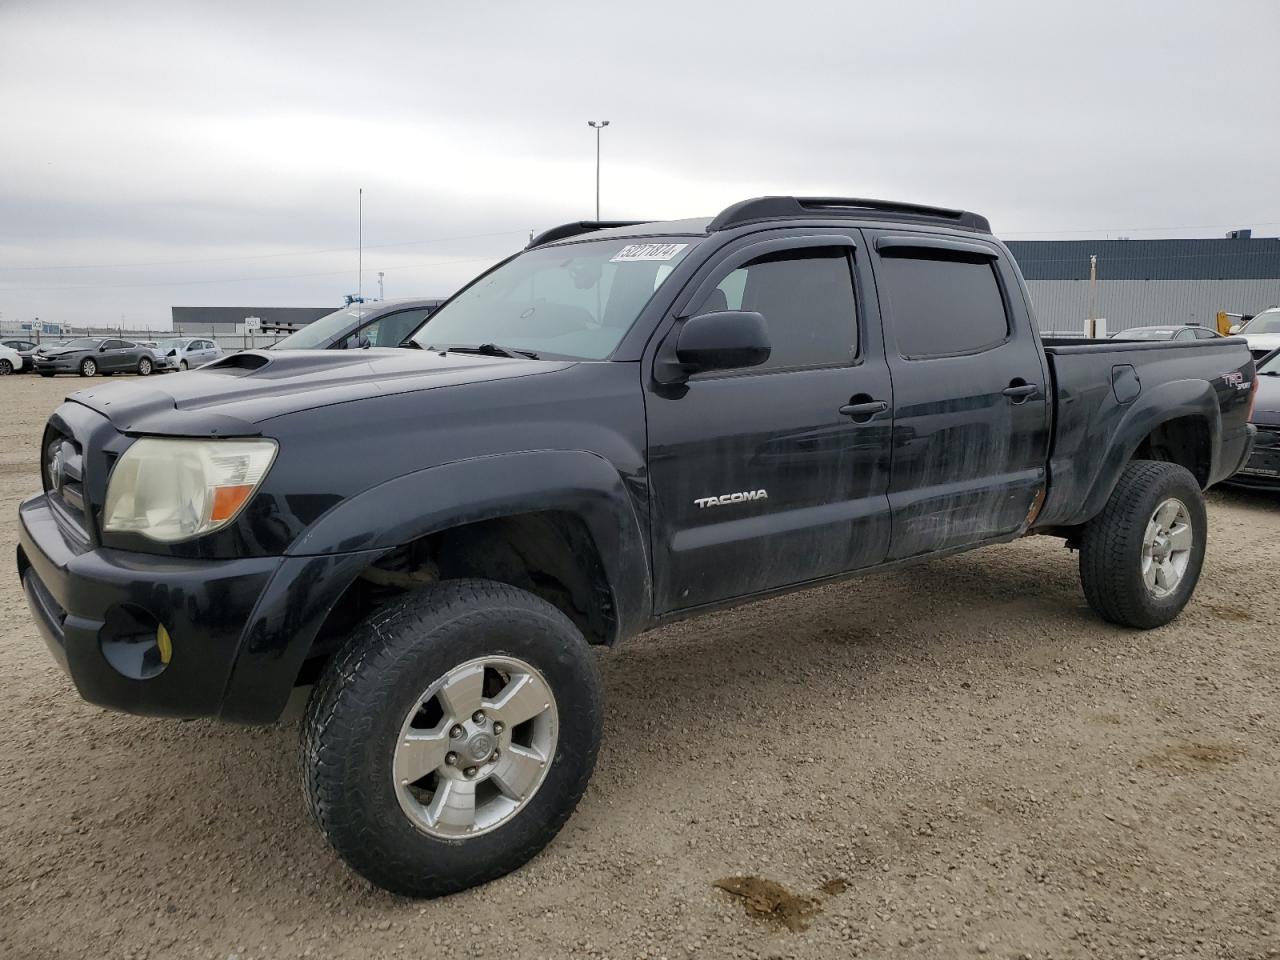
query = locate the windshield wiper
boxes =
[436,343,539,360]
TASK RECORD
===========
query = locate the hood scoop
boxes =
[203,351,270,374]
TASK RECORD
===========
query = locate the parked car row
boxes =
[0,337,227,377]
[1111,324,1222,342]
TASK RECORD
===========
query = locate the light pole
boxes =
[587,120,610,220]
[377,271,385,300]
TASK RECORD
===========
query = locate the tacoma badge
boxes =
[694,489,768,509]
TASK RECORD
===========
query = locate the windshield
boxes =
[58,338,100,350]
[410,237,698,359]
[1119,328,1176,340]
[1244,309,1280,334]
[274,307,373,349]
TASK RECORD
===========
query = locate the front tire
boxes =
[1079,460,1206,629]
[79,358,97,377]
[179,360,188,371]
[137,356,153,376]
[302,579,602,897]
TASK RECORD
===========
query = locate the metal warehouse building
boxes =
[1006,232,1280,334]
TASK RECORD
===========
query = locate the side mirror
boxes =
[1228,324,1242,335]
[657,311,770,382]
[356,335,372,349]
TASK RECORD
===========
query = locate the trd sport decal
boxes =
[694,490,768,509]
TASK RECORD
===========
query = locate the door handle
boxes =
[838,400,888,418]
[1002,382,1039,401]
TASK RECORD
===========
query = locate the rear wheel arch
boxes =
[1130,414,1213,487]
[1075,383,1222,526]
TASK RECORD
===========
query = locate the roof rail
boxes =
[708,196,991,234]
[526,220,651,249]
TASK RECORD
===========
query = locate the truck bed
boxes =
[1034,336,1256,528]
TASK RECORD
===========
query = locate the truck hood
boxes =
[67,348,575,435]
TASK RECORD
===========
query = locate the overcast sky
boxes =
[1,0,1277,329]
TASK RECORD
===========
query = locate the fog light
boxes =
[99,605,171,679]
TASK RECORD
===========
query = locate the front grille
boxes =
[43,427,90,539]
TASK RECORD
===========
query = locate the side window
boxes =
[1194,328,1216,340]
[119,341,136,350]
[102,339,124,350]
[692,248,858,371]
[365,309,432,347]
[878,250,1009,359]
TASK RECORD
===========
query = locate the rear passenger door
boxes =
[646,230,894,612]
[867,231,1051,560]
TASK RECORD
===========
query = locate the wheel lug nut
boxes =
[449,725,464,739]
[472,710,486,724]
[444,752,457,766]
[491,749,500,761]
[463,766,478,778]
[492,722,504,735]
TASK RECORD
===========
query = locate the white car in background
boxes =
[1230,306,1280,363]
[0,343,24,375]
[155,337,223,370]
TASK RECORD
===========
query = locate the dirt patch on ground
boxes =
[714,876,822,931]
[1144,740,1250,771]
[1,375,1278,959]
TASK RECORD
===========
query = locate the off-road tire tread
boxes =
[1079,459,1205,629]
[301,578,601,897]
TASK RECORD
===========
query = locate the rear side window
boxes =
[878,251,1009,359]
[694,248,858,371]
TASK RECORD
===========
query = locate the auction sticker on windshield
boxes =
[610,243,689,262]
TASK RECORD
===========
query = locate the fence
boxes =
[0,327,292,352]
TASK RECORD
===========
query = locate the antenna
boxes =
[357,188,363,302]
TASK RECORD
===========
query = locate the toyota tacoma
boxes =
[17,196,1258,897]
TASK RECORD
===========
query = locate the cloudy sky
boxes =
[1,0,1276,329]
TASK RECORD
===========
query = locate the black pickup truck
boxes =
[17,196,1256,897]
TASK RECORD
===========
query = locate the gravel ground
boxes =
[1,373,1277,960]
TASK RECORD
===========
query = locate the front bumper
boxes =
[17,492,383,722]
[1228,423,1280,489]
[34,358,79,373]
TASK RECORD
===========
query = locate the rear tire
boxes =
[1079,459,1206,629]
[302,579,602,897]
[0,359,11,375]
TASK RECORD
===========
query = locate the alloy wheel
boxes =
[394,655,558,839]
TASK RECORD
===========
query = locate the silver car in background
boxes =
[156,337,223,370]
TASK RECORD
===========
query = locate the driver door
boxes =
[645,230,894,612]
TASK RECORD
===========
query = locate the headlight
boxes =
[102,438,277,542]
